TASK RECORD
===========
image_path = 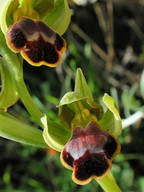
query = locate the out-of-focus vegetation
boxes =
[0,0,144,191]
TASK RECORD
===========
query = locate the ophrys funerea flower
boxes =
[43,68,122,185]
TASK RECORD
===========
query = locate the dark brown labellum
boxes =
[61,121,120,185]
[5,17,66,67]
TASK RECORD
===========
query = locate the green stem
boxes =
[96,172,122,192]
[0,29,44,127]
[16,78,44,127]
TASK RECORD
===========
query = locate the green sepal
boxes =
[0,57,19,109]
[42,115,71,152]
[43,0,71,35]
[99,93,122,137]
[75,68,93,100]
[58,92,87,107]
[32,0,54,19]
[0,110,48,148]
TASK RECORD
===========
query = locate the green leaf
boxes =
[42,115,71,152]
[122,89,140,117]
[140,69,144,99]
[75,68,93,100]
[43,0,71,35]
[0,110,48,148]
[0,58,19,109]
[99,94,122,137]
[0,0,12,33]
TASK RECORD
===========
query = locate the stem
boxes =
[96,172,122,192]
[15,78,44,127]
[0,29,44,127]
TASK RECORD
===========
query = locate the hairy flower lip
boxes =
[60,121,121,185]
[5,16,66,67]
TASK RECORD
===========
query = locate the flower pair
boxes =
[0,0,122,187]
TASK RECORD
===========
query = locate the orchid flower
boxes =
[0,0,70,122]
[0,67,122,191]
[42,68,122,191]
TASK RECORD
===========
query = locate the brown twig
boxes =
[106,0,115,71]
[71,23,108,62]
[94,1,115,71]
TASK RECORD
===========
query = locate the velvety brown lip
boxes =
[61,121,120,185]
[5,16,66,67]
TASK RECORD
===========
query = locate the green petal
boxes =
[42,115,71,152]
[99,93,122,137]
[0,110,47,148]
[0,0,12,33]
[75,68,93,100]
[75,68,104,120]
[43,0,71,35]
[0,58,19,109]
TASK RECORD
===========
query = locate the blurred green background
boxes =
[0,0,144,191]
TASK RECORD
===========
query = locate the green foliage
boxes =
[121,83,141,117]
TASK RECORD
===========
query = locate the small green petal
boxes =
[0,0,12,33]
[0,58,19,109]
[42,115,71,152]
[99,94,122,137]
[43,0,71,35]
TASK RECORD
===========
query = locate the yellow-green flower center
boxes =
[13,0,39,22]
